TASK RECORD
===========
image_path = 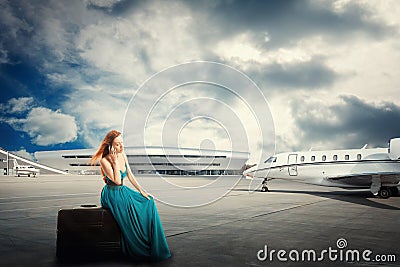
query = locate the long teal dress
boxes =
[100,163,171,261]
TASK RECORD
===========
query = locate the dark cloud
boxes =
[250,57,338,90]
[0,1,90,65]
[291,95,400,149]
[0,1,34,63]
[0,0,398,155]
[84,0,144,15]
[191,0,395,49]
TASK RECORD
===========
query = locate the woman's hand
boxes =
[109,146,118,164]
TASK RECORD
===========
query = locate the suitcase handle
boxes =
[80,204,98,208]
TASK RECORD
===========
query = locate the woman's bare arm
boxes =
[124,153,150,199]
[100,157,122,185]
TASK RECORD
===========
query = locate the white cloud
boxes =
[123,72,274,164]
[75,1,202,84]
[215,32,264,64]
[215,32,315,71]
[0,97,34,114]
[10,148,35,161]
[62,90,127,147]
[0,0,33,41]
[2,0,400,155]
[21,0,209,150]
[47,0,208,147]
[356,0,400,26]
[5,107,78,146]
[0,45,9,64]
[24,107,78,146]
[222,1,400,154]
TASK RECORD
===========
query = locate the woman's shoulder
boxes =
[100,156,111,165]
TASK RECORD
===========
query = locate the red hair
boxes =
[90,130,121,182]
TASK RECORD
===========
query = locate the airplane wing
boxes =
[327,172,400,187]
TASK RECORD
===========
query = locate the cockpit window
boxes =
[264,156,277,163]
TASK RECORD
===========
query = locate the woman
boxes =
[90,130,171,261]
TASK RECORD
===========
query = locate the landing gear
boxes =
[378,187,392,199]
[261,179,269,192]
[261,186,269,192]
[370,175,397,199]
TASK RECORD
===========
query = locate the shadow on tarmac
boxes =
[54,253,175,266]
[231,188,400,210]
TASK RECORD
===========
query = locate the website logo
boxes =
[257,238,396,263]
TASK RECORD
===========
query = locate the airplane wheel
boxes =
[261,186,269,192]
[389,187,399,196]
[378,187,391,199]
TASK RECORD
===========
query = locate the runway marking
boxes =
[166,199,328,238]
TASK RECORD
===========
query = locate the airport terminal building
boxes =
[34,147,249,175]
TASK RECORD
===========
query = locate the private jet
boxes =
[13,159,40,177]
[243,138,400,198]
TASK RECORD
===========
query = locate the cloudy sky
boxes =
[1,0,400,163]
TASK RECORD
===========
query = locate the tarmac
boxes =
[0,174,399,266]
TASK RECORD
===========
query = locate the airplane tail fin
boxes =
[389,138,400,160]
[12,159,19,168]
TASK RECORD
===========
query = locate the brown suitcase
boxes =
[56,205,122,260]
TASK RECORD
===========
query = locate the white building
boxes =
[34,146,249,175]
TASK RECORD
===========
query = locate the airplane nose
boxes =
[243,165,257,178]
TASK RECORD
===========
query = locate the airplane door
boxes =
[288,154,298,176]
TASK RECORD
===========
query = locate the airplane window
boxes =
[345,155,350,160]
[333,155,338,161]
[322,155,326,161]
[264,156,277,163]
[357,154,362,160]
[300,156,305,162]
[311,156,315,161]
